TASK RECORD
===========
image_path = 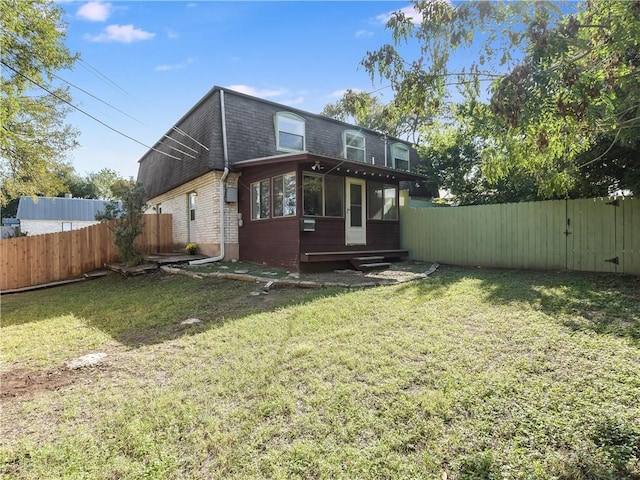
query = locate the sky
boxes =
[54,1,424,180]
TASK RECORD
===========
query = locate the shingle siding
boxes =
[137,89,224,199]
[137,86,422,201]
[222,90,419,169]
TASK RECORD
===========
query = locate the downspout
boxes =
[189,90,230,265]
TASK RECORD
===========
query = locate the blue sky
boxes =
[55,1,423,180]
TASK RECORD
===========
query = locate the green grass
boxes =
[1,268,639,479]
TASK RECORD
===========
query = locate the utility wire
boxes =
[51,72,145,125]
[78,58,133,99]
[1,60,181,161]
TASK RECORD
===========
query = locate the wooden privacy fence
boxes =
[1,214,173,290]
[400,196,640,275]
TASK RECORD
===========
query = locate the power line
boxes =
[1,60,181,161]
[77,58,133,99]
[51,72,145,125]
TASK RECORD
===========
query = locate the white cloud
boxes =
[355,29,373,39]
[376,5,424,25]
[328,88,362,99]
[282,96,305,106]
[226,85,288,99]
[86,24,155,43]
[155,57,195,72]
[77,1,111,22]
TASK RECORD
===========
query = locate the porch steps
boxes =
[350,256,391,271]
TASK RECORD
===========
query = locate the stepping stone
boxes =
[180,318,201,325]
[66,353,107,370]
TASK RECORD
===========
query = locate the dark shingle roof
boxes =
[16,196,119,221]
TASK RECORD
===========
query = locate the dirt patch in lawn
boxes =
[1,365,102,400]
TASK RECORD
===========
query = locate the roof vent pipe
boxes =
[189,89,229,266]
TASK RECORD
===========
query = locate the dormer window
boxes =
[343,130,365,162]
[390,143,410,171]
[275,112,305,152]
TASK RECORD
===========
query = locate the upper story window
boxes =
[275,112,305,152]
[343,130,365,162]
[390,143,410,171]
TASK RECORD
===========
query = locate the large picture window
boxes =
[343,130,365,162]
[303,174,344,217]
[273,172,297,217]
[390,143,410,171]
[251,179,270,220]
[368,183,398,220]
[275,112,305,152]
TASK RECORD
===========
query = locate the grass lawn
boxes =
[1,267,639,479]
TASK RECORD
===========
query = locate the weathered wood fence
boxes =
[1,214,173,290]
[400,195,640,275]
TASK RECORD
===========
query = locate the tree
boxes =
[96,181,148,266]
[1,0,79,205]
[321,89,428,143]
[363,0,640,197]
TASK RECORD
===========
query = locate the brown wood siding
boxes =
[238,163,301,270]
[238,161,403,270]
[299,218,400,253]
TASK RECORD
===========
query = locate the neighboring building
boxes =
[136,86,433,271]
[16,196,116,236]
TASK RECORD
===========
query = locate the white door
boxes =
[345,178,366,245]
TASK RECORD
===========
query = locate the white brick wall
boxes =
[20,220,100,236]
[146,171,239,258]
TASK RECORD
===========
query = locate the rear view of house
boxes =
[137,86,433,271]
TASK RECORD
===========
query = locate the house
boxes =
[136,86,433,272]
[16,195,117,236]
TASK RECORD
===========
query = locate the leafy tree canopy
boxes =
[56,167,126,200]
[1,0,79,205]
[361,0,640,198]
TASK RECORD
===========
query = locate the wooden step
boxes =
[358,262,391,270]
[352,256,385,262]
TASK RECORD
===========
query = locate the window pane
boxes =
[346,133,364,149]
[383,186,398,220]
[368,182,384,220]
[324,176,344,217]
[260,180,270,218]
[251,183,260,219]
[395,159,409,171]
[274,173,296,217]
[346,147,365,162]
[283,173,296,216]
[303,175,323,216]
[279,131,303,151]
[273,176,284,217]
[279,115,304,136]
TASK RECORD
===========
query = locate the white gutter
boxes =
[189,90,230,266]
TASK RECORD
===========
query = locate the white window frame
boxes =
[272,172,297,217]
[251,179,270,220]
[390,143,410,171]
[275,112,305,152]
[302,173,344,218]
[342,130,366,162]
[368,183,398,221]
